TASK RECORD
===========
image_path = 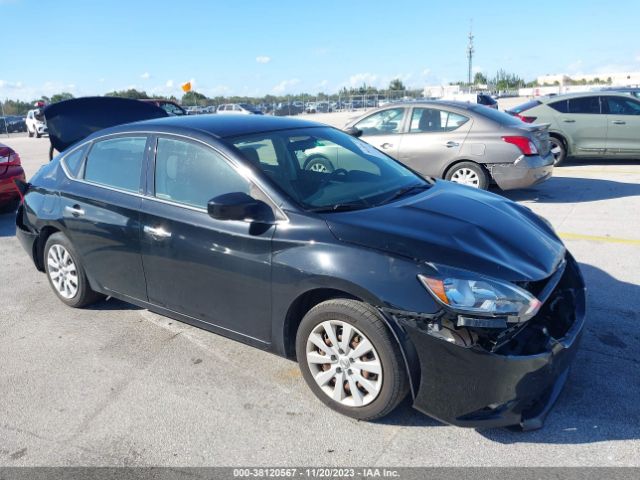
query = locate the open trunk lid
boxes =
[44,96,168,153]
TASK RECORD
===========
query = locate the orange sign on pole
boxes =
[181,81,192,93]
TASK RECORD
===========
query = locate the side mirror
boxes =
[344,126,363,138]
[207,192,275,224]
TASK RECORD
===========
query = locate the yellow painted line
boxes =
[558,232,640,246]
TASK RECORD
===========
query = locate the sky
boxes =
[2,0,640,101]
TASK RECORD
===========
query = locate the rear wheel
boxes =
[445,161,489,189]
[296,299,409,420]
[44,232,104,308]
[27,127,34,138]
[549,137,567,166]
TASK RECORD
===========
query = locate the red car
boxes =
[0,143,26,211]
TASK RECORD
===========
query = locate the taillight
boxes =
[516,114,537,123]
[0,148,21,166]
[502,136,538,155]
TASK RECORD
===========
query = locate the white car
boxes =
[26,109,48,138]
[216,103,262,115]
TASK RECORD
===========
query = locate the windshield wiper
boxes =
[308,202,370,213]
[376,183,431,206]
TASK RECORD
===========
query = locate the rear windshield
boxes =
[470,105,524,126]
[509,100,541,113]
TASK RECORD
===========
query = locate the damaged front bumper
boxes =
[489,153,554,190]
[386,254,585,430]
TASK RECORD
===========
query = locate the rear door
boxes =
[353,107,407,158]
[548,96,607,155]
[61,135,149,300]
[139,135,274,341]
[396,107,472,176]
[602,95,640,157]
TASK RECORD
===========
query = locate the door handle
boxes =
[64,205,85,217]
[380,143,393,149]
[445,141,460,148]
[612,120,626,125]
[143,225,172,239]
[563,119,576,123]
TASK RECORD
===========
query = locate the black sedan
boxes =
[15,98,585,429]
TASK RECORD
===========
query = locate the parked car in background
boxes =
[0,116,27,133]
[274,103,303,116]
[443,93,498,109]
[141,99,187,116]
[599,87,640,99]
[337,101,553,190]
[0,143,25,212]
[507,92,640,165]
[217,103,262,115]
[26,108,48,137]
[16,99,585,429]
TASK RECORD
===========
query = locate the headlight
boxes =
[418,270,541,322]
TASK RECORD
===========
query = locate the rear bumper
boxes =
[393,254,585,430]
[489,153,554,190]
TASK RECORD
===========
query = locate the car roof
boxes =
[116,113,325,138]
[540,91,636,102]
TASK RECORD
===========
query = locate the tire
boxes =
[549,136,567,166]
[28,127,34,138]
[303,155,334,173]
[44,232,104,308]
[296,299,409,420]
[35,129,42,138]
[445,161,489,189]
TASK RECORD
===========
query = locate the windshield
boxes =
[228,127,428,211]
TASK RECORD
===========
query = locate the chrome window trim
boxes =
[58,129,290,223]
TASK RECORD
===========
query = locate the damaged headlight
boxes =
[418,269,541,323]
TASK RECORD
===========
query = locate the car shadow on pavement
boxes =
[86,297,144,311]
[479,262,640,444]
[0,211,17,237]
[498,176,640,203]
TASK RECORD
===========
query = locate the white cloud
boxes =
[210,85,231,95]
[635,55,640,62]
[348,72,379,88]
[256,56,271,64]
[472,66,483,73]
[98,78,105,83]
[317,79,328,88]
[272,78,300,94]
[421,68,431,77]
[140,72,151,80]
[165,80,174,88]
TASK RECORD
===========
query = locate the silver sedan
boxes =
[301,101,554,190]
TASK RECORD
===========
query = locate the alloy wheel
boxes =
[306,320,383,407]
[309,162,329,173]
[47,244,79,299]
[549,139,564,164]
[450,168,480,187]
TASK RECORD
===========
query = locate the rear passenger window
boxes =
[410,108,469,133]
[84,136,146,193]
[62,145,88,178]
[549,100,568,113]
[155,138,250,209]
[567,97,601,114]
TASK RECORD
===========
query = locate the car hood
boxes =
[324,182,565,282]
[44,96,168,153]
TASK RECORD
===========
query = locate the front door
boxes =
[396,107,472,177]
[140,136,274,342]
[603,95,640,157]
[553,95,607,155]
[354,107,407,158]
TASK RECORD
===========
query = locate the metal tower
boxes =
[467,21,474,85]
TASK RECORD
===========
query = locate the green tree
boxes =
[491,69,525,90]
[182,90,208,106]
[105,89,149,99]
[50,92,75,103]
[388,78,406,91]
[473,72,487,85]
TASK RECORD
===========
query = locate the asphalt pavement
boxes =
[0,133,639,466]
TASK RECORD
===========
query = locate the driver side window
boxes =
[154,137,250,209]
[354,108,406,136]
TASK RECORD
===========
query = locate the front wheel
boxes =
[445,161,489,189]
[27,128,34,138]
[304,155,334,173]
[44,232,104,308]
[296,299,409,420]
